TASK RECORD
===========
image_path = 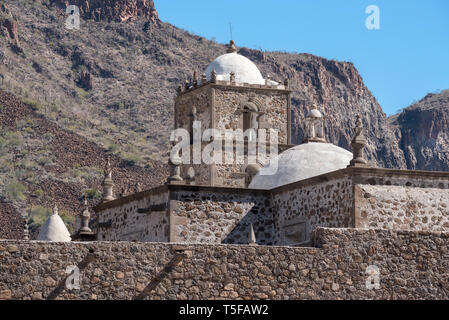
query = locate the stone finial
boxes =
[79,198,92,234]
[102,157,115,202]
[265,75,271,86]
[177,84,182,94]
[226,40,238,53]
[186,166,196,185]
[53,204,59,216]
[211,69,217,83]
[191,106,198,121]
[193,71,198,87]
[284,78,289,88]
[230,72,235,83]
[348,114,368,167]
[184,79,190,90]
[167,137,183,184]
[201,73,207,84]
[23,222,29,241]
[248,224,257,246]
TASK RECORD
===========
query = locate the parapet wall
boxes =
[271,172,353,245]
[353,168,449,231]
[94,167,449,245]
[96,186,170,242]
[169,186,273,244]
[1,228,449,300]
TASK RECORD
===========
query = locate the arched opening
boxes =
[242,102,259,141]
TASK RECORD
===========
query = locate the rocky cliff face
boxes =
[0,89,168,239]
[48,0,159,23]
[239,48,407,168]
[389,90,449,171]
[0,4,23,54]
[0,0,447,176]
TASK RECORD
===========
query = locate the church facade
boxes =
[89,41,449,247]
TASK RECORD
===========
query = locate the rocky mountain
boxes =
[0,0,448,238]
[0,0,408,169]
[0,89,168,238]
[389,90,449,171]
[47,0,159,23]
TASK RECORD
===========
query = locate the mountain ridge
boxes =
[0,0,448,238]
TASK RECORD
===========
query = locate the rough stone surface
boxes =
[174,83,289,188]
[1,228,449,300]
[272,176,353,245]
[48,0,159,23]
[97,188,169,242]
[389,89,449,171]
[95,167,449,245]
[171,190,273,244]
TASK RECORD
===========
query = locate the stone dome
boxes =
[37,206,71,242]
[306,109,323,118]
[249,142,352,190]
[205,49,265,85]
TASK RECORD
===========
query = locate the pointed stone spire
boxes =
[23,222,29,241]
[211,69,217,83]
[79,198,92,234]
[184,79,190,90]
[265,75,271,85]
[348,114,368,167]
[248,224,257,245]
[53,204,59,215]
[102,157,115,202]
[135,181,142,192]
[201,73,207,84]
[284,78,289,88]
[186,166,196,185]
[226,40,238,53]
[167,137,183,184]
[230,72,235,83]
[193,71,198,87]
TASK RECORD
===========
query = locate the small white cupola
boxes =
[37,205,71,242]
[303,107,326,143]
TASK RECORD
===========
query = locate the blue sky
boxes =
[154,0,449,115]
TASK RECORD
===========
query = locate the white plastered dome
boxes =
[205,42,265,85]
[37,206,71,242]
[249,142,352,190]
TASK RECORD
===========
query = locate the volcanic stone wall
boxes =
[169,187,273,244]
[97,187,169,242]
[1,228,449,300]
[213,85,290,145]
[271,173,354,245]
[174,82,290,187]
[353,170,449,231]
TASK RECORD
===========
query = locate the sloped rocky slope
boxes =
[0,0,408,169]
[0,89,168,238]
[389,90,449,171]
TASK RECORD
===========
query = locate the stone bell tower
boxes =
[172,41,292,188]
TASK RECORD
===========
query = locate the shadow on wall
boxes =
[222,203,274,245]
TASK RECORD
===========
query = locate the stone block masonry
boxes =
[1,228,449,300]
[94,167,449,245]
